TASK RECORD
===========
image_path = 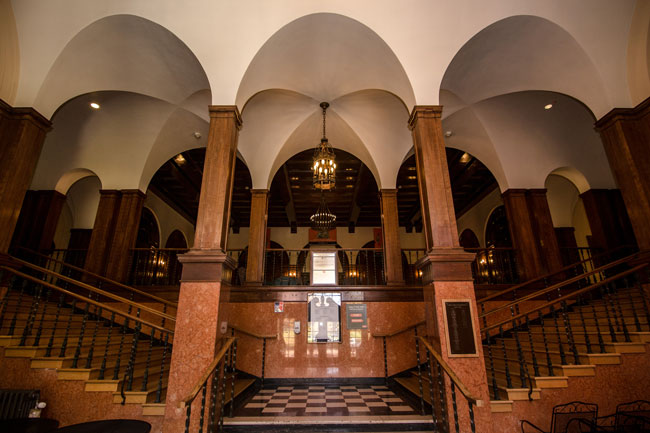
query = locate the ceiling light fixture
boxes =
[310,192,336,237]
[174,154,186,164]
[312,102,336,190]
[544,103,553,110]
[89,102,100,109]
[459,152,471,164]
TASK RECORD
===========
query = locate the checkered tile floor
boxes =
[235,384,417,417]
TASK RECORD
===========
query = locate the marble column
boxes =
[595,97,650,250]
[84,190,121,276]
[163,106,241,433]
[11,190,66,252]
[246,189,268,285]
[581,189,637,252]
[409,106,492,433]
[0,100,52,256]
[502,189,562,281]
[380,189,404,285]
[104,190,145,282]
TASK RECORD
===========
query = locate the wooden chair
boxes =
[521,401,598,433]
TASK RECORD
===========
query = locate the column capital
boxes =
[379,188,398,196]
[250,189,269,195]
[208,105,242,130]
[0,99,52,132]
[178,249,236,282]
[595,96,650,131]
[408,105,443,130]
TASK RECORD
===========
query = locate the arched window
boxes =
[459,229,480,249]
[485,206,512,248]
[136,208,160,248]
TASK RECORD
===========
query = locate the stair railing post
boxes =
[524,315,540,377]
[610,281,631,342]
[576,295,592,354]
[112,315,129,380]
[84,305,102,368]
[198,383,207,433]
[219,349,229,433]
[261,337,267,387]
[58,298,77,357]
[549,304,567,365]
[485,330,500,399]
[512,319,528,388]
[71,292,91,368]
[125,314,142,392]
[560,301,580,365]
[45,293,65,357]
[499,326,513,388]
[537,311,554,376]
[141,327,156,391]
[605,282,623,334]
[33,286,52,346]
[450,381,460,433]
[382,335,388,383]
[230,339,238,418]
[155,332,170,403]
[599,284,618,343]
[98,312,115,380]
[414,329,426,415]
[425,349,439,430]
[436,361,449,433]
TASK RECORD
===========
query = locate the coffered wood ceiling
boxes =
[149,147,497,231]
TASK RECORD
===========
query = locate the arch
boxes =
[34,14,210,119]
[0,0,19,104]
[136,207,161,248]
[548,167,591,194]
[626,1,650,106]
[65,175,102,229]
[459,229,480,249]
[440,15,609,117]
[485,205,512,248]
[54,168,102,195]
[236,12,414,109]
[165,229,188,249]
[544,173,581,229]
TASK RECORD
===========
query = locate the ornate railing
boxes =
[0,260,174,405]
[128,248,188,286]
[464,247,518,285]
[479,252,650,400]
[416,336,481,433]
[180,337,237,433]
[262,248,386,286]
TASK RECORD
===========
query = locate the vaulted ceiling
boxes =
[148,146,497,231]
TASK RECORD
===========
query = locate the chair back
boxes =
[551,401,597,433]
[616,400,650,431]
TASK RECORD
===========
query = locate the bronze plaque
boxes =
[443,300,478,357]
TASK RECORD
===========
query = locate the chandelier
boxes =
[310,192,336,237]
[312,102,336,190]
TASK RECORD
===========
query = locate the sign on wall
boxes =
[307,292,341,343]
[311,251,338,285]
[442,299,478,357]
[346,303,368,329]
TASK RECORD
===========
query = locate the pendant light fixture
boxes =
[310,191,336,237]
[312,102,336,190]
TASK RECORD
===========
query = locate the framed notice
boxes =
[308,293,341,343]
[346,303,368,329]
[442,299,478,357]
[311,251,338,285]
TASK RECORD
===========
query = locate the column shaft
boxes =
[595,97,650,250]
[581,189,637,252]
[0,100,51,255]
[11,190,66,252]
[380,189,403,285]
[84,190,121,276]
[104,190,145,282]
[246,189,268,285]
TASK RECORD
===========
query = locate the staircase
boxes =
[477,252,650,414]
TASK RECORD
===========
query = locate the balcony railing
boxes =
[127,248,188,286]
[401,248,425,285]
[465,247,519,285]
[262,248,386,286]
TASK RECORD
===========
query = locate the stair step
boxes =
[141,402,166,416]
[490,400,514,413]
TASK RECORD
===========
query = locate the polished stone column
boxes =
[380,189,404,285]
[104,190,145,282]
[163,106,241,433]
[595,97,650,250]
[409,106,492,433]
[0,100,51,256]
[502,189,563,281]
[11,190,66,252]
[84,190,121,276]
[581,189,637,252]
[246,189,268,285]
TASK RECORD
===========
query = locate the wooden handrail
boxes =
[477,247,635,304]
[15,249,178,308]
[478,253,637,319]
[417,336,480,405]
[1,266,174,335]
[11,257,176,323]
[229,325,277,339]
[130,248,189,252]
[481,263,648,334]
[372,321,425,338]
[179,337,236,408]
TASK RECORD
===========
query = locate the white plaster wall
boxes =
[65,176,101,229]
[456,188,503,247]
[572,199,592,248]
[546,174,580,228]
[144,192,195,248]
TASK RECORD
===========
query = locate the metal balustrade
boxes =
[127,248,188,286]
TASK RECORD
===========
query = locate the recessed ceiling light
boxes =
[174,154,186,164]
[89,102,100,109]
[444,130,453,137]
[544,103,553,110]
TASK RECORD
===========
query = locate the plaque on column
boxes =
[442,299,478,357]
